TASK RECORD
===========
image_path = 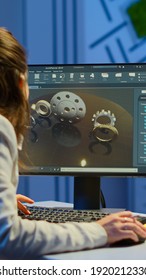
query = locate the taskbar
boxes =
[20,166,139,175]
[61,167,138,173]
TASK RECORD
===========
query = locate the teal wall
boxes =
[1,0,146,212]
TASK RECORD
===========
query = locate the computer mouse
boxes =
[110,236,146,247]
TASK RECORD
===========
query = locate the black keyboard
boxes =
[18,205,146,224]
[136,216,146,225]
[18,206,109,223]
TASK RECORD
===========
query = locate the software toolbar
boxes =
[28,64,146,87]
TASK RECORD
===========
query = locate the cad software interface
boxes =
[19,64,146,175]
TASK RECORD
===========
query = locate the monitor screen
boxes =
[19,63,146,177]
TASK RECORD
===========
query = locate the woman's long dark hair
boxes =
[0,27,30,143]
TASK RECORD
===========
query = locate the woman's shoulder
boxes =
[0,114,17,152]
[0,114,15,135]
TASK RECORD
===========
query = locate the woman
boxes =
[0,27,146,259]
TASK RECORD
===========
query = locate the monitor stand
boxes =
[74,176,101,210]
[73,176,125,213]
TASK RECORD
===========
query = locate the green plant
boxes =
[127,0,146,38]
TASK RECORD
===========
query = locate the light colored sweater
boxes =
[0,115,107,259]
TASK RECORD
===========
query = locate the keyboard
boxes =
[18,205,109,223]
[18,205,146,224]
[136,216,146,225]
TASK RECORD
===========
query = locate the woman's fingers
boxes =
[17,200,31,214]
[16,194,34,214]
[16,194,34,203]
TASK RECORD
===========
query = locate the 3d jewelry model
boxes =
[31,100,51,117]
[91,109,119,142]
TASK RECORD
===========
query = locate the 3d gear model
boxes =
[91,109,119,142]
[50,91,86,123]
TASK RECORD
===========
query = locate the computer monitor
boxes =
[19,63,146,210]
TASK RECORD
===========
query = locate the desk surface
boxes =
[32,201,146,260]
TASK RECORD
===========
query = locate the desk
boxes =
[31,201,146,260]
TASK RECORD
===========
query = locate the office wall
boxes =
[25,0,85,64]
[0,0,25,43]
[0,0,146,212]
[24,0,146,64]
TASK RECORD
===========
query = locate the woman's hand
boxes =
[16,194,34,215]
[97,211,146,245]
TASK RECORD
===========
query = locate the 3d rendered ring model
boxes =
[31,100,52,117]
[92,109,119,142]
